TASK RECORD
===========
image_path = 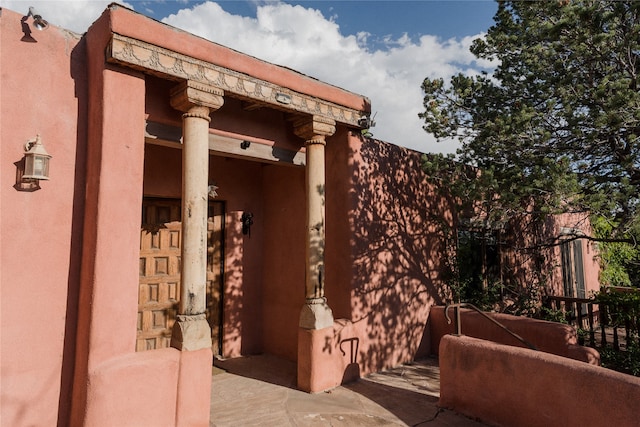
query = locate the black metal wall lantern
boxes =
[241,212,254,236]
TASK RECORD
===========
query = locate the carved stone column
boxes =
[294,115,336,330]
[169,80,224,350]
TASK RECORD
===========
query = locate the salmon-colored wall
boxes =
[300,135,460,391]
[430,306,600,364]
[490,210,601,300]
[1,9,85,426]
[262,163,307,361]
[217,156,265,357]
[440,335,640,427]
[325,129,359,319]
[71,6,153,425]
[344,137,454,374]
[84,349,180,427]
[297,320,361,393]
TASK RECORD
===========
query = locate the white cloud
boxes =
[1,0,493,154]
[163,2,492,154]
[1,0,134,33]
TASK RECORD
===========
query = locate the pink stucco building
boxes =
[1,4,601,426]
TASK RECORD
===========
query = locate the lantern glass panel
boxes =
[24,153,50,180]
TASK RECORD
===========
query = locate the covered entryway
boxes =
[138,197,225,355]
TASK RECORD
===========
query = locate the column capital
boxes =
[293,115,336,142]
[170,80,224,113]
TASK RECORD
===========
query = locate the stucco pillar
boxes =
[294,116,336,330]
[170,80,224,351]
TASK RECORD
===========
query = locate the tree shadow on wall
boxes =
[348,136,456,373]
[220,210,251,358]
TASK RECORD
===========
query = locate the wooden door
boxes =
[138,198,224,354]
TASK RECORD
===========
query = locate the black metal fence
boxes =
[543,287,640,351]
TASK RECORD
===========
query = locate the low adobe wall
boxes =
[298,319,361,393]
[439,335,640,427]
[430,306,599,364]
[83,348,211,427]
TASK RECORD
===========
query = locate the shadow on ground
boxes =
[211,355,484,426]
[214,354,297,388]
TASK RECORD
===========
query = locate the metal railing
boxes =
[445,302,538,351]
[545,291,639,351]
[543,296,598,347]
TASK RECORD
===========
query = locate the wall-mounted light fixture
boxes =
[241,212,254,236]
[22,135,51,182]
[20,7,49,43]
[357,113,377,138]
[275,93,291,105]
[26,7,49,30]
[208,183,219,198]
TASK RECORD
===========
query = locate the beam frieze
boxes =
[107,34,366,127]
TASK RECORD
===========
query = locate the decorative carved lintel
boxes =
[170,80,224,113]
[106,34,368,128]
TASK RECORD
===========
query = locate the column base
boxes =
[299,297,334,330]
[170,314,212,351]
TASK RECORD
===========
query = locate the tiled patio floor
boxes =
[210,354,485,426]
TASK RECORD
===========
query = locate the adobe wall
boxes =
[70,6,176,426]
[500,211,601,298]
[262,163,307,361]
[299,135,458,392]
[344,136,453,375]
[1,8,85,426]
[430,306,600,364]
[440,335,640,427]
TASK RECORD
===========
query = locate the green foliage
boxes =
[538,306,568,323]
[420,0,640,238]
[453,279,504,312]
[594,287,640,328]
[422,150,555,316]
[600,339,640,377]
[594,288,640,376]
[592,216,640,287]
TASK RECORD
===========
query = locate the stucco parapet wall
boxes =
[106,33,366,128]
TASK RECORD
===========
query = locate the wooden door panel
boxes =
[137,199,182,351]
[137,198,224,353]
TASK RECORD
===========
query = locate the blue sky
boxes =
[140,1,497,45]
[3,0,498,153]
